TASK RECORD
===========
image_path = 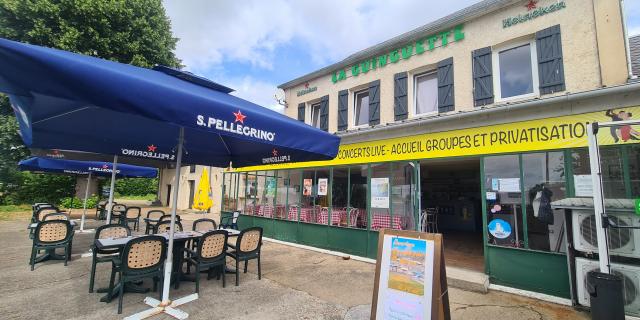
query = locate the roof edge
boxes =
[278,0,519,89]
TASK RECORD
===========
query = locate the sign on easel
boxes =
[371,229,450,320]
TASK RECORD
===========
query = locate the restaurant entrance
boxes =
[421,157,484,271]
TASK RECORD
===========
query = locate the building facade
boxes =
[220,0,640,305]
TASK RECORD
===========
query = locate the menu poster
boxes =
[303,178,313,196]
[372,230,449,320]
[371,178,390,209]
[318,178,328,196]
[574,175,594,197]
[498,178,520,192]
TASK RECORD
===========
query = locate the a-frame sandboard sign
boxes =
[371,229,450,320]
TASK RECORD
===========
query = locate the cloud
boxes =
[226,76,284,113]
[164,0,479,70]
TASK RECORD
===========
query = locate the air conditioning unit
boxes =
[572,210,640,258]
[575,257,640,316]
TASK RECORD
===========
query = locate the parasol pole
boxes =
[106,155,118,224]
[80,171,92,231]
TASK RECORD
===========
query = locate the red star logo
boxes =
[272,149,278,157]
[525,0,537,11]
[147,144,157,152]
[304,82,309,89]
[233,110,247,124]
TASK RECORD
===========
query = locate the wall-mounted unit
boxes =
[572,210,640,258]
[575,257,640,316]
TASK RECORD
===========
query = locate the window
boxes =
[494,41,538,100]
[414,72,438,116]
[572,148,626,198]
[484,155,524,248]
[353,90,369,127]
[310,103,321,128]
[189,165,196,173]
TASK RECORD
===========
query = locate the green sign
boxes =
[635,198,640,215]
[330,24,465,84]
[502,1,566,29]
[296,86,317,97]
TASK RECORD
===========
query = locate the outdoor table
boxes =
[318,209,341,225]
[371,214,404,230]
[95,229,241,301]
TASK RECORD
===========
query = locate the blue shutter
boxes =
[368,80,380,126]
[536,25,565,95]
[472,47,493,107]
[337,90,348,131]
[394,72,408,121]
[437,57,454,113]
[319,95,329,132]
[297,103,305,122]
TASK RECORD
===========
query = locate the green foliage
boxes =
[0,0,180,205]
[115,177,158,196]
[60,195,98,209]
[116,194,156,201]
[0,204,30,212]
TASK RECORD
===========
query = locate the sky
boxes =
[163,0,640,113]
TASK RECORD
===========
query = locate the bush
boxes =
[114,178,158,196]
[60,195,99,209]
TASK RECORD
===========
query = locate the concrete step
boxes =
[446,266,489,293]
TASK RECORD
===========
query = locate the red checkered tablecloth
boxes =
[275,205,286,219]
[371,214,404,230]
[317,208,341,225]
[299,207,314,223]
[287,206,298,221]
[244,205,256,215]
[259,205,274,218]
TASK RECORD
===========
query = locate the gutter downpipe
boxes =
[620,0,636,79]
[339,82,640,139]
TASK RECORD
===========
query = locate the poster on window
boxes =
[371,230,449,320]
[303,178,313,196]
[574,174,593,197]
[266,177,276,197]
[371,178,390,208]
[498,178,520,192]
[318,178,328,196]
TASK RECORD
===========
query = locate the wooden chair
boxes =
[154,220,183,233]
[108,235,166,314]
[122,206,142,231]
[144,210,165,234]
[89,224,131,293]
[227,227,263,286]
[179,230,229,293]
[30,220,73,270]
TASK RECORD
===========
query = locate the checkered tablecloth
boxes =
[244,205,257,215]
[299,207,314,223]
[317,208,341,225]
[261,205,274,218]
[287,206,298,221]
[275,205,286,219]
[371,214,404,230]
[344,208,367,227]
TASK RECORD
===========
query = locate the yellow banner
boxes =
[237,107,640,172]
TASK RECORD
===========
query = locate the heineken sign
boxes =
[330,24,465,84]
[296,82,317,97]
[503,0,566,29]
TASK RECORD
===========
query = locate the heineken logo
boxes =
[262,148,291,164]
[297,83,317,97]
[196,110,276,142]
[503,1,566,28]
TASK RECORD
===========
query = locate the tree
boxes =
[0,0,180,204]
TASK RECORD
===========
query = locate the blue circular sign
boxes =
[488,219,512,239]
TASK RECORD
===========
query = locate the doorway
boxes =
[166,184,171,206]
[421,157,484,272]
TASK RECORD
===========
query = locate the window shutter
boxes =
[337,90,348,131]
[437,57,454,113]
[472,47,493,107]
[394,72,408,121]
[536,25,565,95]
[319,95,329,132]
[297,103,305,122]
[368,80,380,126]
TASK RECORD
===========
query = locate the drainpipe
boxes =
[620,0,636,79]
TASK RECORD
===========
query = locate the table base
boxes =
[124,294,198,320]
